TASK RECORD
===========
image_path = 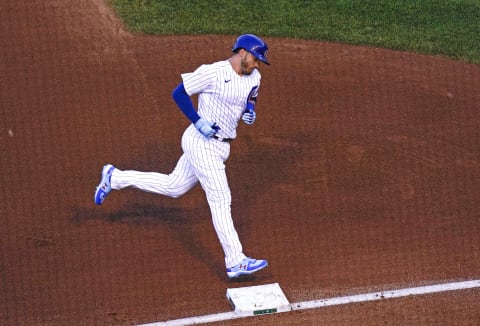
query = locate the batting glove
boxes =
[241,110,256,125]
[194,118,220,138]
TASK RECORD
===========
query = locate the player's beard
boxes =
[240,57,254,75]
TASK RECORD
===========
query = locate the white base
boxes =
[226,283,291,316]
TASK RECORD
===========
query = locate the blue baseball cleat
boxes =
[94,164,115,205]
[227,257,268,278]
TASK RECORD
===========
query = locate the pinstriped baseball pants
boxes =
[111,125,247,268]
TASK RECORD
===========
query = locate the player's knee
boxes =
[162,185,187,198]
[168,191,185,199]
[164,176,196,198]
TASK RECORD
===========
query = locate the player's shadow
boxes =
[72,203,186,226]
[71,204,228,280]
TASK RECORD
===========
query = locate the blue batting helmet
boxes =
[232,34,270,65]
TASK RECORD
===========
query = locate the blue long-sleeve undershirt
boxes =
[172,82,201,124]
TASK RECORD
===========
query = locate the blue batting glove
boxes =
[194,118,219,138]
[241,109,256,125]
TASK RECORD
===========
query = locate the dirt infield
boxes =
[1,1,479,325]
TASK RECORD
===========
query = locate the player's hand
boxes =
[241,109,256,125]
[194,118,220,138]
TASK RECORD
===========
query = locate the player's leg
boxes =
[191,153,268,277]
[110,154,198,198]
[180,126,267,277]
[182,138,245,268]
[200,163,247,268]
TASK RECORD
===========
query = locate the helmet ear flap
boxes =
[232,34,270,65]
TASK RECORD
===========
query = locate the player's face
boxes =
[240,52,259,75]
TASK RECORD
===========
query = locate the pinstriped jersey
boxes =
[181,60,261,139]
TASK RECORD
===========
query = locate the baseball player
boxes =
[94,34,270,279]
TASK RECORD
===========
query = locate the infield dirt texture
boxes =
[1,1,479,325]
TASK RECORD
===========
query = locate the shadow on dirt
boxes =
[70,204,231,280]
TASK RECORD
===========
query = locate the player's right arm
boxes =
[172,82,200,123]
[172,83,219,138]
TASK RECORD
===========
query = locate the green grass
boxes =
[109,0,480,64]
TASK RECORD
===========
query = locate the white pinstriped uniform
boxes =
[111,60,261,268]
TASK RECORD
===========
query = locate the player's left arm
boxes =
[242,85,259,125]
